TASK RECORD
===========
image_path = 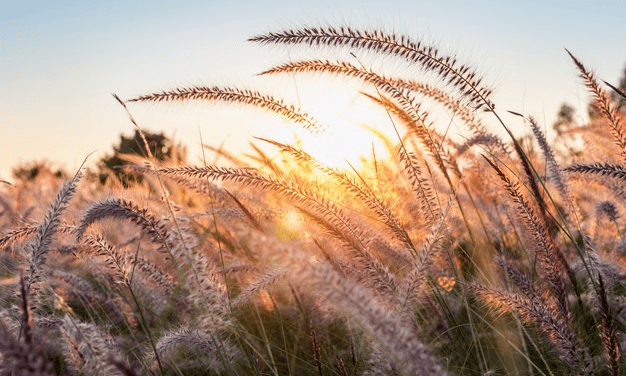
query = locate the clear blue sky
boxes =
[2,0,625,180]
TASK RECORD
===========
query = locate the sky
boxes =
[1,0,625,181]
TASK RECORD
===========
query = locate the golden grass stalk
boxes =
[565,162,626,181]
[396,146,441,225]
[0,221,74,249]
[258,137,418,256]
[567,49,626,163]
[297,205,400,297]
[24,169,82,294]
[127,86,322,133]
[260,60,450,176]
[249,26,494,110]
[232,267,286,307]
[597,275,621,376]
[154,165,369,252]
[302,263,446,375]
[469,283,590,374]
[484,157,571,319]
[75,198,173,257]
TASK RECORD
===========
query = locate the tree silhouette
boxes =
[98,130,185,185]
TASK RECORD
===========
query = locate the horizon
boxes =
[2,0,625,181]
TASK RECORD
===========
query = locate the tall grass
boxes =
[0,24,625,375]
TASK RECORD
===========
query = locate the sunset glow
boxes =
[1,4,626,374]
[287,87,394,170]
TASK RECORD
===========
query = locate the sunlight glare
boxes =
[292,89,393,171]
[274,209,304,241]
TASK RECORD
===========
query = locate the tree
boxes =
[553,103,576,137]
[98,130,186,185]
[552,103,582,160]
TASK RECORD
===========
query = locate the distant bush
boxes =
[97,129,186,185]
[12,160,68,181]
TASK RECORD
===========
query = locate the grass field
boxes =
[1,25,626,375]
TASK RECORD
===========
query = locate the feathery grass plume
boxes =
[361,92,456,203]
[496,257,542,299]
[362,342,397,376]
[159,166,355,233]
[75,197,173,256]
[567,49,626,163]
[597,201,620,223]
[232,267,286,307]
[125,161,230,201]
[498,253,590,348]
[187,252,231,331]
[260,60,452,176]
[246,140,285,175]
[311,234,359,280]
[224,190,264,231]
[397,217,447,313]
[24,168,82,294]
[468,284,589,373]
[79,245,169,319]
[358,88,474,241]
[295,205,400,298]
[19,275,32,346]
[0,221,75,250]
[503,112,556,228]
[258,137,418,256]
[154,165,374,256]
[309,324,323,376]
[80,234,170,371]
[250,26,494,110]
[48,269,127,325]
[0,223,38,249]
[60,315,126,376]
[300,263,445,375]
[574,236,624,291]
[152,328,240,372]
[224,262,267,276]
[265,59,503,154]
[597,275,621,376]
[0,319,57,375]
[456,133,509,157]
[484,157,571,319]
[386,77,507,152]
[127,86,323,133]
[565,162,626,181]
[83,234,131,284]
[335,353,349,376]
[514,139,553,228]
[131,256,174,294]
[397,147,441,225]
[526,117,585,296]
[527,116,573,216]
[361,90,415,128]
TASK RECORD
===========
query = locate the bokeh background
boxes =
[2,0,625,180]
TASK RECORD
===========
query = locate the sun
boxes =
[300,130,373,170]
[286,88,395,171]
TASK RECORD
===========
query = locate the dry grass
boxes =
[0,25,625,375]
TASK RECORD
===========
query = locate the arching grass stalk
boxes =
[199,126,233,310]
[113,93,213,303]
[127,240,165,374]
